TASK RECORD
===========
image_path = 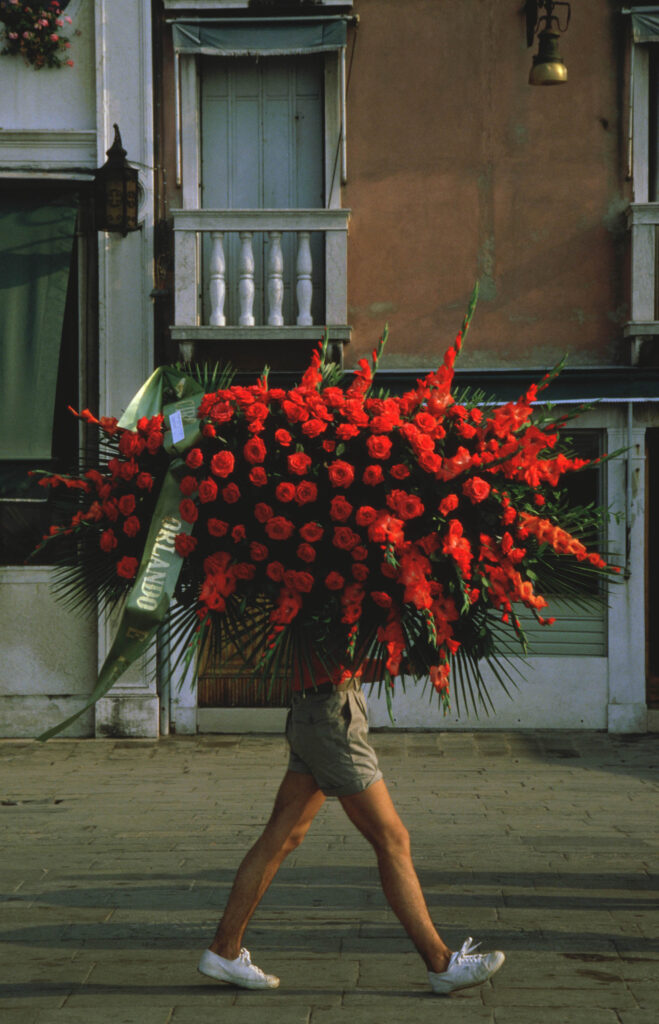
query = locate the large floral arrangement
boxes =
[0,0,73,69]
[34,293,618,738]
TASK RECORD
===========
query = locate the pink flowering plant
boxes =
[33,290,620,737]
[0,0,73,69]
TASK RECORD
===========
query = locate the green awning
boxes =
[171,18,347,57]
[630,9,659,42]
[0,194,77,460]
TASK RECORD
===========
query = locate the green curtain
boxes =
[0,194,78,461]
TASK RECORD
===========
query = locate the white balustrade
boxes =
[172,208,350,335]
[209,231,226,326]
[267,231,284,326]
[296,231,313,326]
[238,231,255,326]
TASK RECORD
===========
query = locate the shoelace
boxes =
[238,948,267,978]
[454,937,483,962]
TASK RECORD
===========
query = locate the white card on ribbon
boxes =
[169,409,185,444]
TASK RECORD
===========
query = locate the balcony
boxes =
[171,208,351,360]
[625,203,659,363]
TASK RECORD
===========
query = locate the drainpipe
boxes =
[625,401,633,579]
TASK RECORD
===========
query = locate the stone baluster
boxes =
[238,231,255,326]
[209,231,226,326]
[296,231,313,326]
[267,231,285,326]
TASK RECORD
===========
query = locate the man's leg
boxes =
[339,778,452,974]
[210,770,325,959]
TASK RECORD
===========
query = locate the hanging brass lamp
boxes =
[525,1,571,86]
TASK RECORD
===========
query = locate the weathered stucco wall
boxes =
[345,0,628,369]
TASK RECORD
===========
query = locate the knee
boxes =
[371,820,411,859]
[280,824,309,857]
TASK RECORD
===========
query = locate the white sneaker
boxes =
[428,937,505,995]
[198,947,280,989]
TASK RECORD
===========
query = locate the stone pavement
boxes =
[0,730,657,1024]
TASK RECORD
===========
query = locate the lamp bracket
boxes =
[525,0,571,46]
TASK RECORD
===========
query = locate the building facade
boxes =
[1,0,657,736]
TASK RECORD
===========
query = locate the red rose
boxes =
[336,423,360,441]
[179,475,198,497]
[175,533,197,557]
[185,448,204,469]
[371,591,392,608]
[275,428,292,447]
[266,561,285,582]
[325,572,345,590]
[234,562,256,580]
[136,472,154,491]
[301,418,327,438]
[249,466,268,487]
[328,459,355,488]
[207,518,229,537]
[118,459,138,481]
[362,465,384,486]
[265,516,295,541]
[119,431,144,458]
[390,463,411,480]
[245,401,269,422]
[254,502,274,523]
[295,481,318,505]
[211,451,235,478]
[296,543,316,563]
[102,499,119,522]
[123,515,141,537]
[179,498,198,523]
[283,400,308,424]
[352,563,369,582]
[322,439,336,453]
[366,435,392,460]
[351,545,368,562]
[417,451,443,475]
[275,482,296,504]
[284,569,314,593]
[250,542,269,562]
[287,452,312,476]
[462,477,491,504]
[100,529,118,552]
[300,521,324,543]
[117,556,139,579]
[221,483,241,504]
[118,494,136,516]
[330,496,353,522]
[244,437,267,465]
[355,506,377,527]
[333,526,360,551]
[198,479,218,504]
[202,424,216,439]
[232,524,246,543]
[439,494,459,516]
[146,432,164,454]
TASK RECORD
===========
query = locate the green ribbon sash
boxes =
[38,368,205,741]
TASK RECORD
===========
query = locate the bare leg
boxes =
[210,771,325,960]
[340,779,451,973]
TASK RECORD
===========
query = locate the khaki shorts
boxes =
[286,682,383,797]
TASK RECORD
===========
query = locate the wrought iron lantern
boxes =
[526,1,571,86]
[93,124,139,235]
